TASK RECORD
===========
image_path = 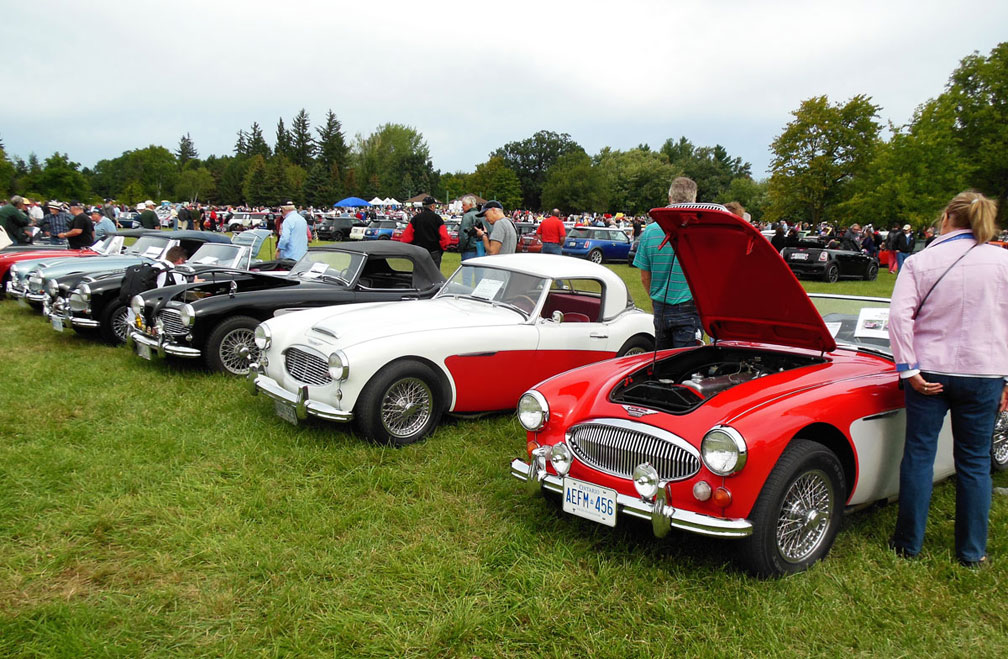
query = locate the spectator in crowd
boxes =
[138,201,158,229]
[275,201,308,261]
[59,201,95,249]
[537,209,566,255]
[26,198,44,226]
[40,201,72,244]
[895,223,916,271]
[474,201,516,255]
[0,195,31,244]
[770,224,786,251]
[91,207,116,240]
[401,195,450,267]
[888,191,1007,568]
[724,201,745,218]
[457,195,486,261]
[177,203,191,230]
[633,176,701,349]
[885,224,901,273]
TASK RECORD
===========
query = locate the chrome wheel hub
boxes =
[776,469,833,563]
[221,328,258,375]
[993,411,1008,466]
[112,308,131,342]
[381,377,432,438]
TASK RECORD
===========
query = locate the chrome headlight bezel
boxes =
[130,294,144,318]
[327,350,349,381]
[45,279,59,297]
[179,303,196,327]
[78,283,91,301]
[549,442,573,476]
[28,273,43,292]
[517,390,550,431]
[254,324,271,350]
[701,426,748,476]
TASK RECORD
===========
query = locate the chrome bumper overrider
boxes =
[127,329,202,358]
[510,458,752,538]
[26,292,46,303]
[247,362,353,423]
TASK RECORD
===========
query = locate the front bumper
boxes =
[510,458,752,539]
[247,362,353,423]
[127,329,202,358]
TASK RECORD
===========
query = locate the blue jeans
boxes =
[892,373,1002,562]
[896,251,910,271]
[460,250,477,262]
[652,299,701,350]
[541,242,562,255]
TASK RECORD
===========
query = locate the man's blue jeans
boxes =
[541,242,562,255]
[892,373,1002,562]
[651,299,701,349]
[896,251,910,271]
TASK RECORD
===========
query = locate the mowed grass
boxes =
[1,251,1007,656]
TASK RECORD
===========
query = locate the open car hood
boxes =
[649,204,836,352]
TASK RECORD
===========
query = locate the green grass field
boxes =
[1,251,1006,656]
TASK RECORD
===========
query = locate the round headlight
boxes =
[46,279,59,296]
[549,442,572,476]
[254,324,271,350]
[179,303,196,327]
[701,426,748,476]
[633,463,660,499]
[28,273,42,292]
[78,283,91,301]
[130,294,144,317]
[327,350,349,381]
[516,390,549,431]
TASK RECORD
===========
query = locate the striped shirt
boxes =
[632,221,692,305]
[42,211,72,236]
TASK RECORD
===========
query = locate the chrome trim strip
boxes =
[131,331,201,358]
[510,459,751,538]
[253,374,353,422]
[69,318,100,328]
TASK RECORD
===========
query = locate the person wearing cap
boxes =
[59,201,95,249]
[275,201,308,262]
[474,201,517,255]
[401,195,450,267]
[0,195,31,245]
[536,209,566,255]
[895,223,916,272]
[91,207,116,240]
[137,201,158,230]
[40,202,73,244]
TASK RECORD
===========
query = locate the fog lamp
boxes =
[701,426,747,476]
[549,442,572,476]
[46,279,59,296]
[632,463,660,500]
[78,283,91,301]
[516,390,549,431]
[692,480,712,502]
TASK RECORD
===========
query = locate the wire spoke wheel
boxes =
[992,410,1008,471]
[219,328,257,375]
[111,306,132,343]
[776,469,835,563]
[380,377,433,439]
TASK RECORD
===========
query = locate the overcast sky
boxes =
[3,0,1006,178]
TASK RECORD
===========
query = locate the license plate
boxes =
[51,316,64,332]
[563,477,617,527]
[790,252,809,260]
[567,241,576,247]
[136,342,152,360]
[274,399,299,425]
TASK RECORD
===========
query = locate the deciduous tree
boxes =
[491,130,583,209]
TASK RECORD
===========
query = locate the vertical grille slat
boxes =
[158,309,187,336]
[284,347,333,386]
[567,421,700,482]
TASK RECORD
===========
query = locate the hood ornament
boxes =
[623,405,657,418]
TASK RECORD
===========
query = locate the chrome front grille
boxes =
[285,346,333,386]
[566,420,700,482]
[158,309,187,336]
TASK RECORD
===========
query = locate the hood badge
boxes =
[623,405,657,418]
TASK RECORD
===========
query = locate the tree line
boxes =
[1,42,1004,229]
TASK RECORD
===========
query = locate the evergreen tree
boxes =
[234,129,248,156]
[316,109,348,172]
[290,109,315,169]
[246,122,271,158]
[242,155,269,206]
[274,118,292,159]
[175,133,199,168]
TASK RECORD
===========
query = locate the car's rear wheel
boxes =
[205,316,260,375]
[99,301,131,345]
[738,439,845,577]
[823,263,840,283]
[355,361,443,446]
[864,262,879,281]
[333,231,345,241]
[617,335,654,356]
[992,410,1008,472]
[588,248,604,264]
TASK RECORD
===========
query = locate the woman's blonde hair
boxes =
[945,190,999,244]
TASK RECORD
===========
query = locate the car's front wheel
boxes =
[992,410,1008,472]
[99,301,131,345]
[823,263,840,283]
[355,361,443,446]
[205,316,260,375]
[738,439,845,577]
[588,248,604,264]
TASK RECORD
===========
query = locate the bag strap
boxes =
[912,245,977,320]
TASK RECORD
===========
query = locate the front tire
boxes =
[823,263,839,283]
[864,262,879,281]
[355,361,443,446]
[738,439,845,577]
[99,301,131,345]
[992,410,1008,473]
[205,315,260,375]
[617,334,654,356]
[588,248,604,264]
[332,230,345,241]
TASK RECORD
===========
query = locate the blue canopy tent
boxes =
[334,196,372,207]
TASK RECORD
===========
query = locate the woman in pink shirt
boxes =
[888,191,1008,567]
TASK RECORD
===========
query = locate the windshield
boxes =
[368,221,394,229]
[188,244,245,267]
[810,294,891,355]
[125,235,170,257]
[437,264,548,318]
[288,250,365,284]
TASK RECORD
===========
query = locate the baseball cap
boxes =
[475,200,503,218]
[903,224,912,231]
[422,195,436,206]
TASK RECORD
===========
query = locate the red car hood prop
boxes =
[649,204,836,353]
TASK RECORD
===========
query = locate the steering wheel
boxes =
[509,295,537,314]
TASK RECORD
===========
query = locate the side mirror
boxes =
[229,280,238,298]
[551,310,564,323]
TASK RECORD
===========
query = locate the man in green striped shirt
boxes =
[633,177,702,349]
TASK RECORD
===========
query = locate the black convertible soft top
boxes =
[307,241,446,289]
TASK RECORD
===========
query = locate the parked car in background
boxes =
[315,215,359,241]
[519,225,543,254]
[128,242,446,375]
[227,212,273,232]
[2,233,132,301]
[562,226,633,263]
[363,219,399,240]
[117,211,141,229]
[509,204,1002,577]
[444,221,461,251]
[782,240,879,283]
[249,254,654,445]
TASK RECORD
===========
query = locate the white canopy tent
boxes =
[369,197,384,205]
[384,197,400,206]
